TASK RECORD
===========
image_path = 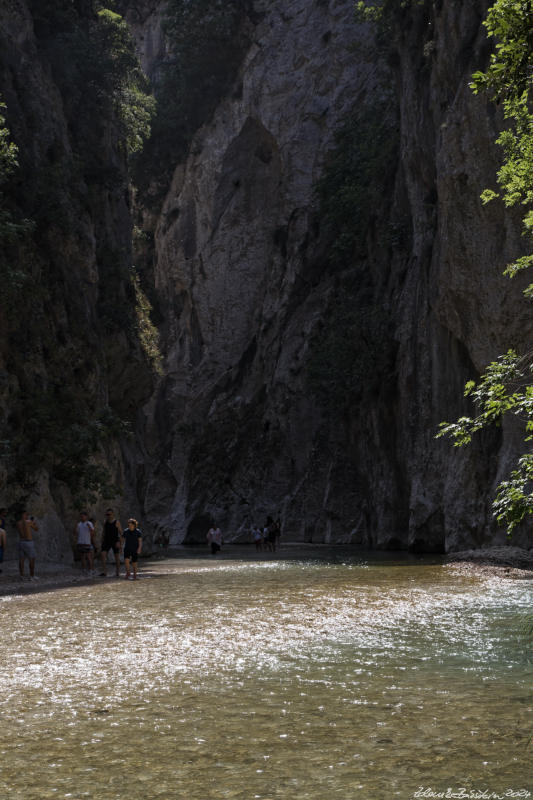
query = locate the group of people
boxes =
[251,516,281,552]
[206,515,282,555]
[75,508,143,580]
[0,507,143,582]
[1,507,285,577]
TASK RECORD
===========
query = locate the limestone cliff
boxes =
[0,0,155,560]
[1,0,531,558]
[132,0,532,551]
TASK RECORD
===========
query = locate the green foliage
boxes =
[307,281,394,412]
[470,1,533,101]
[96,251,162,373]
[94,8,155,155]
[6,389,129,506]
[131,268,163,374]
[1,6,155,509]
[354,0,428,40]
[133,0,250,200]
[354,0,420,22]
[316,103,399,266]
[470,0,533,285]
[493,455,533,533]
[29,1,154,158]
[0,99,34,298]
[0,101,18,181]
[439,1,533,536]
[438,349,533,534]
[438,351,531,445]
[307,99,399,411]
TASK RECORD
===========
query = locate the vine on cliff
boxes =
[0,100,34,299]
[132,0,252,203]
[1,3,156,508]
[29,1,155,158]
[316,104,399,266]
[307,102,399,413]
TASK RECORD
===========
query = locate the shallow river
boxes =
[0,548,531,800]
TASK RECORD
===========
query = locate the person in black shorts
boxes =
[123,518,142,581]
[100,508,123,577]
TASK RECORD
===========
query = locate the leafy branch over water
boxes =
[438,350,533,532]
[437,0,533,535]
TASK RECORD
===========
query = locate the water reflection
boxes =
[0,550,531,799]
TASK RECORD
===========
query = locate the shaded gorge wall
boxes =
[125,0,533,551]
[1,0,532,556]
[0,0,158,558]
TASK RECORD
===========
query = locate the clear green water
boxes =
[0,549,531,800]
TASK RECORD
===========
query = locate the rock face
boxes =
[0,1,154,560]
[1,0,532,557]
[131,0,532,551]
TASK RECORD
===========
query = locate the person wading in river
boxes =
[17,510,39,580]
[0,522,5,574]
[100,508,123,577]
[207,524,222,555]
[123,518,142,580]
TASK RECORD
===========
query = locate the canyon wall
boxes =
[1,0,531,557]
[129,0,532,550]
[0,0,155,561]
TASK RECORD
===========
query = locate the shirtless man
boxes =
[17,511,38,580]
[100,508,123,577]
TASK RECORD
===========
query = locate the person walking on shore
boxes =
[100,508,123,577]
[123,518,142,580]
[76,511,95,575]
[17,511,38,580]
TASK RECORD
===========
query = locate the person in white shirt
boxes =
[75,511,95,574]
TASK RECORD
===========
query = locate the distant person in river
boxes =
[252,524,263,552]
[17,510,39,580]
[76,511,95,575]
[264,516,276,552]
[100,508,123,578]
[0,523,5,574]
[0,507,6,572]
[123,518,142,580]
[207,524,222,555]
[274,515,282,550]
[155,531,169,548]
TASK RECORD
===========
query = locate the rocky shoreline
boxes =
[446,545,533,578]
[0,559,119,597]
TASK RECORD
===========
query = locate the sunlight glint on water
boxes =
[0,552,531,800]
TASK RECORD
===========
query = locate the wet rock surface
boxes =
[447,546,533,573]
